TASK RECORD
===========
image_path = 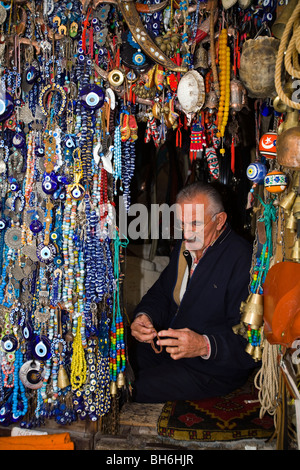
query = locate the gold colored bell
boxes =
[194,43,208,69]
[245,342,255,357]
[293,195,300,220]
[285,211,297,231]
[110,381,117,396]
[240,293,264,329]
[272,0,298,39]
[57,365,70,389]
[291,238,300,262]
[278,108,300,135]
[253,346,262,362]
[279,190,297,211]
[117,372,126,388]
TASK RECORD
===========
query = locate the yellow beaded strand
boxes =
[70,316,87,390]
[217,29,231,150]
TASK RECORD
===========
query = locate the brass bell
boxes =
[245,342,255,357]
[279,190,297,211]
[240,293,264,329]
[285,210,297,231]
[291,238,300,263]
[57,365,70,389]
[293,195,300,220]
[117,371,126,388]
[110,381,117,396]
[194,44,208,70]
[253,346,262,362]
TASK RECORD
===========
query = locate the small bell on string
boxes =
[57,365,70,389]
[285,211,297,231]
[245,342,255,357]
[117,372,126,388]
[240,293,264,330]
[293,195,300,220]
[253,346,262,362]
[110,381,117,396]
[291,238,300,263]
[279,190,297,212]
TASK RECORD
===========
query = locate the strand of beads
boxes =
[217,28,230,149]
[62,194,77,314]
[82,337,101,421]
[11,348,28,422]
[70,316,87,391]
[113,125,122,194]
[110,229,127,389]
[121,139,136,212]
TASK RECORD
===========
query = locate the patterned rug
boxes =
[157,385,275,442]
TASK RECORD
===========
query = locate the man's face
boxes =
[175,195,219,253]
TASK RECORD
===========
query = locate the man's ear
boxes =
[216,212,227,230]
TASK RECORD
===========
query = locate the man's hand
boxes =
[157,328,208,360]
[131,314,157,343]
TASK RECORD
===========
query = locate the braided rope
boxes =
[254,340,280,422]
[275,0,300,109]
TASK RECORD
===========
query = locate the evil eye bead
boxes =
[246,163,267,184]
[0,218,6,230]
[132,51,146,66]
[58,190,66,201]
[1,334,18,353]
[69,184,85,200]
[36,147,44,157]
[86,91,99,107]
[22,322,34,341]
[36,242,57,263]
[10,181,19,191]
[42,175,58,195]
[0,92,14,122]
[32,335,51,360]
[53,256,63,267]
[0,99,5,115]
[26,66,39,84]
[80,84,105,110]
[65,136,76,148]
[29,219,43,234]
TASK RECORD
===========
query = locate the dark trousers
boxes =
[129,340,248,403]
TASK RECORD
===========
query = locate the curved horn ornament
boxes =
[117,0,187,73]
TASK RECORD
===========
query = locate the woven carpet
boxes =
[157,384,274,442]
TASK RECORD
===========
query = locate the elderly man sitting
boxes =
[130,182,256,403]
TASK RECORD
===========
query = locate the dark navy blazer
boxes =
[134,224,257,382]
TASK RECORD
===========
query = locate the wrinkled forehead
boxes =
[175,195,208,221]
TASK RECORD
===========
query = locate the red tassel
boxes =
[81,8,92,53]
[231,137,235,174]
[89,27,94,58]
[176,118,182,147]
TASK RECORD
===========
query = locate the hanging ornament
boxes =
[264,170,288,193]
[259,132,277,159]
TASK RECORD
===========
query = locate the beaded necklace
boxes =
[109,229,128,387]
[70,315,87,390]
[11,348,28,421]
